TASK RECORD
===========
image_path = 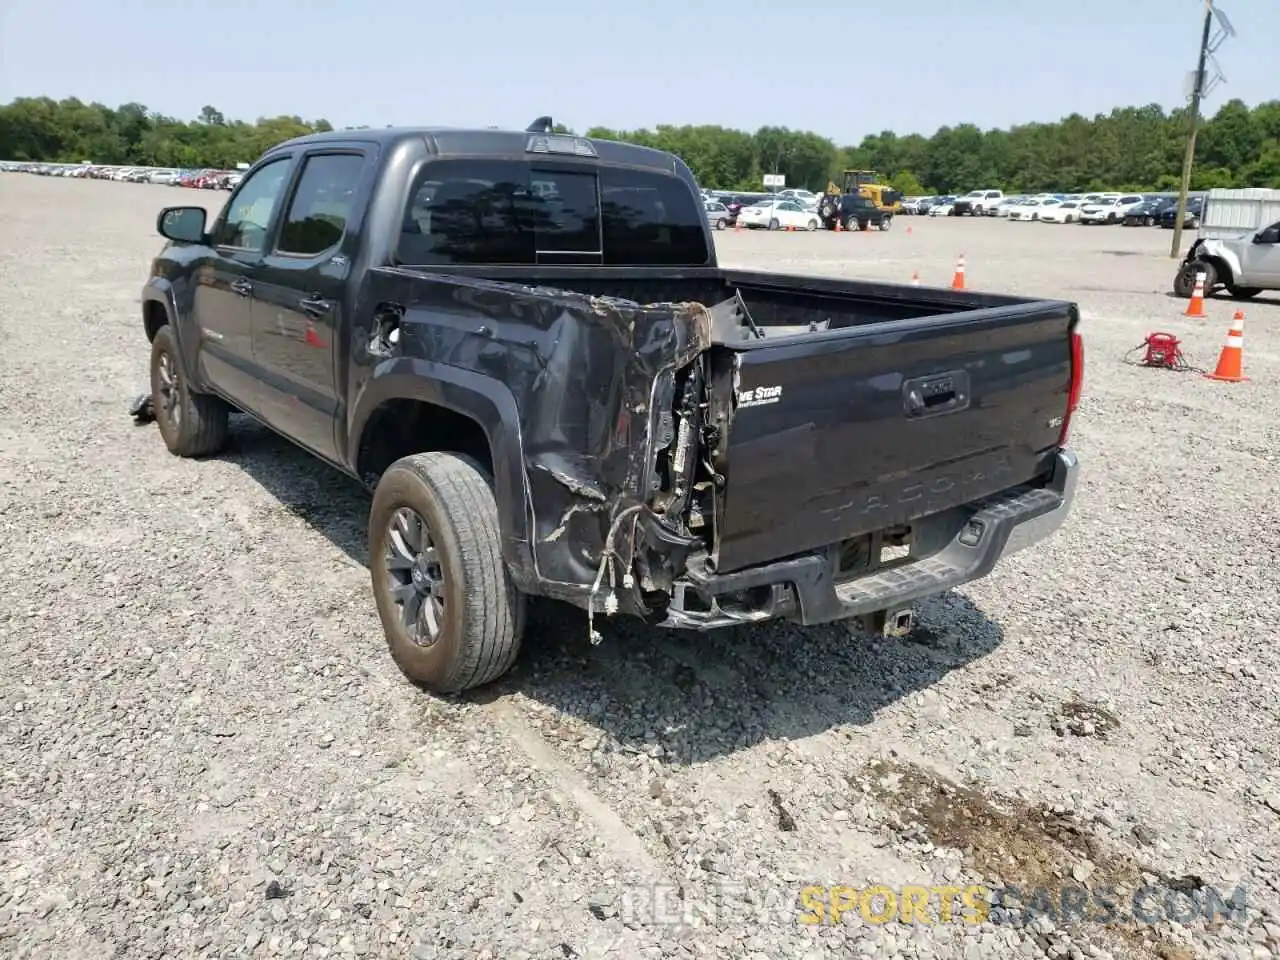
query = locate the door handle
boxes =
[902,370,971,419]
[230,278,252,297]
[299,295,332,317]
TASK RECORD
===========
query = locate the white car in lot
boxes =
[1038,200,1085,224]
[1079,194,1145,225]
[737,200,821,231]
[989,197,1024,217]
[1009,198,1060,221]
[777,188,819,205]
[929,201,956,217]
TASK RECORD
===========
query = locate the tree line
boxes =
[2,95,1278,195]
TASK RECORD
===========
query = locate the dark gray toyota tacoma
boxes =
[139,118,1084,693]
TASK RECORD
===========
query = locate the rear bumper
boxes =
[660,448,1078,631]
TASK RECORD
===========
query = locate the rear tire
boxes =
[768,218,779,231]
[807,218,819,231]
[1228,285,1262,300]
[878,216,892,231]
[149,325,229,458]
[369,452,526,694]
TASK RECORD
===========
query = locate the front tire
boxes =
[768,218,780,231]
[369,452,526,694]
[1173,260,1216,298]
[149,325,229,458]
[807,218,819,231]
[878,216,892,231]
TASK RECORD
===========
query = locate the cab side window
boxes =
[398,159,533,265]
[276,153,367,257]
[213,157,292,252]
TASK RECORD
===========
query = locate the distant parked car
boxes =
[1159,196,1205,229]
[989,197,1022,217]
[704,201,730,230]
[1009,198,1052,221]
[1123,197,1175,226]
[952,189,1004,216]
[737,199,821,231]
[928,196,959,216]
[918,196,954,215]
[1080,194,1145,225]
[1039,200,1085,224]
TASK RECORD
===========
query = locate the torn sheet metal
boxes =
[389,271,718,621]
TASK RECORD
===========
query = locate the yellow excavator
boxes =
[821,170,903,214]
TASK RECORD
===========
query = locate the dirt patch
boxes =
[1053,697,1121,739]
[855,758,1229,960]
[767,788,797,832]
[976,671,1016,695]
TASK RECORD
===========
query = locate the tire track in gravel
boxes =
[480,697,671,880]
[466,596,1020,955]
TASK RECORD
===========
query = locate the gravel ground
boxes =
[1,176,1279,960]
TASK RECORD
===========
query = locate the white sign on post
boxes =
[763,173,786,188]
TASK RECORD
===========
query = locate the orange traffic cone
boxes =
[911,271,920,286]
[906,225,913,235]
[1184,269,1207,318]
[951,254,966,290]
[834,218,843,233]
[1205,311,1247,383]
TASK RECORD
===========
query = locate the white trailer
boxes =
[1201,187,1280,236]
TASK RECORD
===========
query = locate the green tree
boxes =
[889,170,926,195]
[3,96,1278,190]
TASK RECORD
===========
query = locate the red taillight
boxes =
[1059,330,1084,447]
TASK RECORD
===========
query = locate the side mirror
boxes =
[157,206,208,244]
[1254,229,1279,244]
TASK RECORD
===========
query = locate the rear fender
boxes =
[347,360,537,589]
[351,271,716,612]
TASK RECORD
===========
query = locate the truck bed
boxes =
[373,264,1077,610]
[510,269,1076,581]
[396,264,1036,337]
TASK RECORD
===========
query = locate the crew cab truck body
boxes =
[141,122,1084,693]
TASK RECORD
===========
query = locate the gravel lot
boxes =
[2,175,1279,960]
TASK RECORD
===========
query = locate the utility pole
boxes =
[1169,0,1216,258]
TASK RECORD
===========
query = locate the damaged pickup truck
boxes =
[140,118,1084,693]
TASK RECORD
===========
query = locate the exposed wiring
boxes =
[587,504,646,645]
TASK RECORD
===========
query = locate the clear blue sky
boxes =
[1,0,1276,144]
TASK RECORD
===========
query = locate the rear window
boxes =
[396,159,710,267]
